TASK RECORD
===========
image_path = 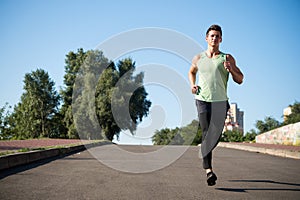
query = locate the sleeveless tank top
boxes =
[195,51,229,102]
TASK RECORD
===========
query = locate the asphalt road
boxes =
[0,145,300,200]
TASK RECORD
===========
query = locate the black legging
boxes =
[196,100,229,169]
[199,111,213,169]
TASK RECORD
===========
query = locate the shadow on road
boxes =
[215,188,300,192]
[215,179,300,193]
[229,179,300,187]
[0,141,113,180]
[0,154,65,180]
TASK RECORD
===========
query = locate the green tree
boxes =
[0,103,12,140]
[152,120,201,145]
[60,48,87,138]
[180,120,202,145]
[221,130,244,142]
[10,69,60,139]
[243,129,257,142]
[94,63,119,141]
[95,58,151,141]
[255,116,280,134]
[169,131,185,145]
[152,128,173,145]
[73,50,112,139]
[284,101,300,125]
[61,49,151,141]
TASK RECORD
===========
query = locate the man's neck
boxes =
[206,46,220,58]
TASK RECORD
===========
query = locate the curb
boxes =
[0,141,111,171]
[217,142,300,159]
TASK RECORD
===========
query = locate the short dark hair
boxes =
[206,24,222,36]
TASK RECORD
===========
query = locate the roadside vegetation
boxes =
[152,102,300,145]
[0,49,151,141]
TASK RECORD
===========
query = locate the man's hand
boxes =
[223,54,244,84]
[191,85,198,94]
[223,54,232,72]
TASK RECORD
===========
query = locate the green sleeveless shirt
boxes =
[195,51,229,102]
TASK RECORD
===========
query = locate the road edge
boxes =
[0,141,113,171]
[218,142,300,159]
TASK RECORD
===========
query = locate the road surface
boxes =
[0,145,300,200]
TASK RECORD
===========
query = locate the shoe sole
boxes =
[207,173,217,186]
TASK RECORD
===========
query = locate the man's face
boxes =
[206,30,222,47]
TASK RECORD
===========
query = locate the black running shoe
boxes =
[206,172,217,186]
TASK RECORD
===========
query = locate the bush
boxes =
[221,130,244,142]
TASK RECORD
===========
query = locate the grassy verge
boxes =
[0,140,107,157]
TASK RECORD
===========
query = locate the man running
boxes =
[188,24,244,186]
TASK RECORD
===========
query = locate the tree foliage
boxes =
[153,119,259,144]
[9,69,60,139]
[152,120,201,145]
[220,130,244,142]
[59,48,87,139]
[0,49,152,141]
[152,128,180,145]
[181,120,202,145]
[73,50,112,140]
[255,116,280,134]
[0,103,12,139]
[220,129,257,142]
[243,129,257,142]
[4,46,298,142]
[95,58,151,141]
[283,101,300,125]
[94,63,119,141]
[60,49,151,141]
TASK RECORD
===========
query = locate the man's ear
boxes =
[220,36,222,43]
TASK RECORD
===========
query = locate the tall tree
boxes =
[60,48,87,138]
[61,49,151,140]
[73,50,112,139]
[0,103,12,140]
[94,63,119,140]
[11,69,60,139]
[95,58,151,141]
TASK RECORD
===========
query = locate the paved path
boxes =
[0,145,300,200]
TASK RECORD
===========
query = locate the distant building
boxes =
[283,106,292,121]
[223,103,244,133]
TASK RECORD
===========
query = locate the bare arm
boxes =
[188,55,200,94]
[224,54,244,84]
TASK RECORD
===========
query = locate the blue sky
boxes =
[1,0,300,144]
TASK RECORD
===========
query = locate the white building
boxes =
[223,103,244,133]
[283,106,292,121]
